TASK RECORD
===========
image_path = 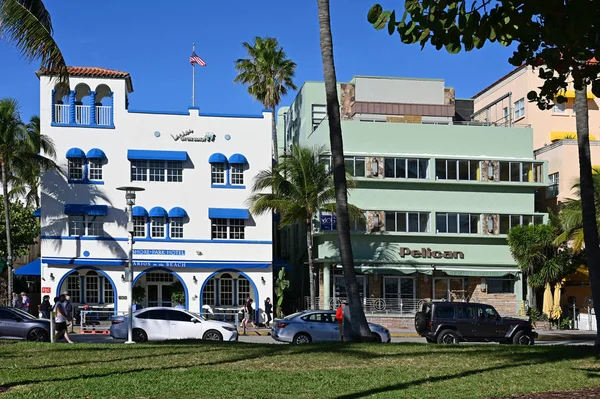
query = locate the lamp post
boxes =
[116,186,145,344]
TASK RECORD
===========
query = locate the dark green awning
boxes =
[441,269,518,277]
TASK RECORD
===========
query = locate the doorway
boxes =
[433,278,466,301]
[145,272,174,307]
[384,276,416,311]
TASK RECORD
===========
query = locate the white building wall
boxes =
[38,72,273,318]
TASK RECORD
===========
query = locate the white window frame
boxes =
[547,172,559,198]
[66,275,81,303]
[68,215,86,236]
[384,211,430,233]
[211,218,228,239]
[211,162,226,184]
[211,218,245,240]
[220,276,233,306]
[203,279,215,306]
[103,278,114,304]
[68,158,84,180]
[230,164,244,185]
[170,218,184,238]
[148,160,165,182]
[385,158,429,179]
[237,278,251,306]
[131,160,148,182]
[88,160,103,181]
[514,98,525,119]
[132,216,146,238]
[436,159,479,181]
[436,212,480,234]
[87,216,104,237]
[344,157,366,177]
[499,214,544,234]
[552,102,567,115]
[150,217,165,238]
[229,219,245,239]
[85,274,99,304]
[166,161,183,182]
[312,104,327,131]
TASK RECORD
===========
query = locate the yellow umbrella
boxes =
[550,282,563,320]
[542,283,554,318]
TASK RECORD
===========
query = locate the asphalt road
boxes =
[64,333,595,346]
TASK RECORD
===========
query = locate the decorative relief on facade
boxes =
[366,156,384,179]
[340,83,355,120]
[482,214,499,235]
[367,210,385,232]
[444,87,456,105]
[481,160,500,181]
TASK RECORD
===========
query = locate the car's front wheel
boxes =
[437,329,459,344]
[293,333,312,344]
[512,330,534,345]
[27,328,49,342]
[132,328,148,343]
[202,330,223,341]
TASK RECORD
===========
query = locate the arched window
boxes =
[220,273,233,306]
[85,270,99,304]
[65,272,81,303]
[103,278,114,304]
[203,279,215,306]
[74,83,92,125]
[95,84,112,126]
[53,83,70,124]
[238,276,251,306]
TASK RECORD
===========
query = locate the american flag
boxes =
[190,52,206,66]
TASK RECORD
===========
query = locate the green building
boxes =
[278,76,547,316]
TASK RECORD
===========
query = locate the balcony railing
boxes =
[75,105,90,125]
[96,106,111,126]
[305,296,423,315]
[54,104,70,124]
[53,104,112,126]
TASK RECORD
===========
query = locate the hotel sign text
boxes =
[171,129,216,142]
[399,247,465,260]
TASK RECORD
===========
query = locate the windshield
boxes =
[188,312,206,321]
[11,308,37,320]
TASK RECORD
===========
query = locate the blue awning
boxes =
[132,206,148,217]
[148,206,168,217]
[64,204,108,216]
[86,148,107,159]
[208,153,227,163]
[168,207,188,218]
[208,208,249,219]
[66,148,85,159]
[228,153,248,164]
[14,258,41,276]
[127,149,187,161]
[33,208,41,217]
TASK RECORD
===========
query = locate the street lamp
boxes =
[116,186,145,344]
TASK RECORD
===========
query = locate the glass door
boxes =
[433,278,465,301]
[161,285,172,307]
[449,278,465,301]
[147,284,159,307]
[384,277,400,309]
[433,278,449,300]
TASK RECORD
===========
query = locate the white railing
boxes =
[75,105,90,125]
[54,104,70,124]
[80,309,124,333]
[305,296,424,315]
[96,106,112,126]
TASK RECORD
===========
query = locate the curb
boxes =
[238,331,596,340]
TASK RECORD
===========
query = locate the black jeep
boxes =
[415,301,537,345]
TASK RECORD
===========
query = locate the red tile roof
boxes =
[37,66,134,92]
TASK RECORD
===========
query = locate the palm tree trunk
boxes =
[1,162,13,305]
[271,108,279,162]
[574,87,600,346]
[316,0,373,341]
[306,218,316,310]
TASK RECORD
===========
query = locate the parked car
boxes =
[271,310,391,344]
[414,301,537,345]
[0,306,50,342]
[109,307,238,342]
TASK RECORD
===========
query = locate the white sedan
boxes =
[109,307,238,342]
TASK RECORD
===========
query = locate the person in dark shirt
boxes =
[264,297,273,327]
[40,295,52,319]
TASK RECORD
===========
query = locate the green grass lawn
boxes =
[0,341,599,399]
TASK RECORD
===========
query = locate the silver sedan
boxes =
[271,310,391,344]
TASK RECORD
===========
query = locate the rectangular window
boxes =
[499,214,544,234]
[510,162,521,182]
[237,279,250,306]
[487,278,515,294]
[344,157,366,177]
[131,160,148,182]
[68,158,84,180]
[104,279,114,304]
[151,217,165,238]
[437,213,479,234]
[202,279,215,306]
[166,161,183,182]
[437,159,479,181]
[230,164,244,185]
[170,218,184,238]
[499,161,541,182]
[88,160,103,181]
[68,215,85,236]
[66,276,80,304]
[220,278,233,306]
[149,160,165,182]
[211,218,228,239]
[547,172,559,198]
[229,219,245,239]
[87,216,104,237]
[384,158,428,179]
[503,107,509,124]
[384,211,429,233]
[132,216,146,238]
[514,98,525,119]
[312,104,327,131]
[211,163,226,184]
[553,102,566,115]
[85,276,99,303]
[351,215,367,232]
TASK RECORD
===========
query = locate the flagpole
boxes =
[192,43,196,107]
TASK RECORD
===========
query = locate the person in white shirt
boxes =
[54,295,73,344]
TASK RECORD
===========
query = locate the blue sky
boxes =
[0,0,517,122]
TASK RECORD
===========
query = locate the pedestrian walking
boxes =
[54,294,73,344]
[335,300,348,342]
[242,297,256,332]
[62,292,73,325]
[264,297,273,327]
[40,295,52,319]
[21,293,31,313]
[11,292,19,308]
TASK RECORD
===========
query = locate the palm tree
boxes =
[0,100,57,304]
[247,145,363,310]
[316,0,374,341]
[234,36,297,161]
[0,0,68,83]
